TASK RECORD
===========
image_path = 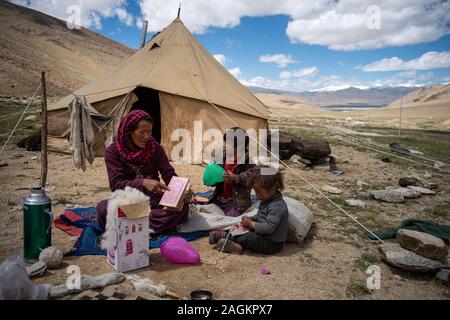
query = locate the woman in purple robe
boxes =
[96,110,190,234]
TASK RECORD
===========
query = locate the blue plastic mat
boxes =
[62,193,211,257]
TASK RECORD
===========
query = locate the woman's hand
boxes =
[241,216,255,230]
[143,179,170,193]
[223,171,237,182]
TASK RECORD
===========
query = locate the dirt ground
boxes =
[1,126,449,299]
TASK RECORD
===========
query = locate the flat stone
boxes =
[398,177,419,187]
[436,269,450,285]
[100,285,120,297]
[397,229,447,261]
[393,275,403,281]
[389,187,421,199]
[356,181,369,189]
[434,161,450,173]
[407,186,435,195]
[71,290,99,300]
[379,243,447,272]
[321,185,343,194]
[423,172,432,178]
[24,115,39,122]
[370,189,405,203]
[312,163,330,171]
[345,199,365,207]
[289,154,301,162]
[424,182,439,190]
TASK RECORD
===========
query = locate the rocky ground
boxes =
[0,123,449,299]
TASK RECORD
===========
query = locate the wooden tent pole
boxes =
[40,71,48,188]
[140,20,148,49]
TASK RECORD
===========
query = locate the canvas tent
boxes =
[47,17,269,160]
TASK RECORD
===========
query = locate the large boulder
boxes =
[379,243,447,272]
[370,189,405,203]
[396,229,448,261]
[321,185,343,194]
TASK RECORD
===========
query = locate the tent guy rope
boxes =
[0,84,41,155]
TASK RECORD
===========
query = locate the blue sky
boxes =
[11,0,450,92]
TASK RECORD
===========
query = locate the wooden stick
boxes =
[40,71,48,188]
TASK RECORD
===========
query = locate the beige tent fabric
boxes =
[49,18,268,120]
[159,92,268,162]
[45,17,269,159]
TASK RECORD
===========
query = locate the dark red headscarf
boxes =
[115,110,158,166]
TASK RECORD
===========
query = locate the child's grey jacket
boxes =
[251,193,288,243]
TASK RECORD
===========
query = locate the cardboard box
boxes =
[107,201,150,273]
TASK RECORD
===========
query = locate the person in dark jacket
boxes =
[208,127,256,216]
[209,167,289,254]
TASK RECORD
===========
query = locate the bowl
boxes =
[190,289,213,300]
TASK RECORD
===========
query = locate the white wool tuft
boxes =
[101,187,149,250]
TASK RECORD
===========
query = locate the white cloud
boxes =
[279,66,319,79]
[213,54,229,66]
[138,0,450,51]
[241,69,435,92]
[242,74,364,92]
[227,67,242,78]
[13,1,450,51]
[114,7,134,27]
[371,70,433,87]
[259,54,297,68]
[136,17,144,29]
[10,0,134,29]
[286,1,450,51]
[362,51,450,72]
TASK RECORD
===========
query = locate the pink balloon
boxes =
[160,237,200,264]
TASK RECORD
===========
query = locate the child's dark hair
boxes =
[249,167,284,192]
[223,127,249,150]
[129,114,154,133]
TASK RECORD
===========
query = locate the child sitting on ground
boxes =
[209,167,289,254]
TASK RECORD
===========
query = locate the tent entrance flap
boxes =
[130,87,162,143]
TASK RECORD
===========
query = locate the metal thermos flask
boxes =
[23,187,52,262]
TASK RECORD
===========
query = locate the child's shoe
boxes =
[209,229,226,244]
[214,238,243,254]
